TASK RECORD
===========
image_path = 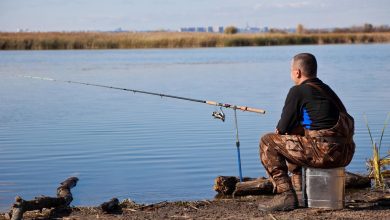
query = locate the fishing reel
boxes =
[212,107,225,122]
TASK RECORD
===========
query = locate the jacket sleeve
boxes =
[276,86,300,134]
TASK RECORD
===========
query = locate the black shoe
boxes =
[259,189,299,211]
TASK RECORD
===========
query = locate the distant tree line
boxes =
[245,23,390,34]
[199,23,390,35]
[296,23,390,34]
[331,23,390,33]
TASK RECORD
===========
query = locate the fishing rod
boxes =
[23,76,265,115]
[24,75,266,181]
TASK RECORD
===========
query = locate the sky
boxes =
[0,0,389,32]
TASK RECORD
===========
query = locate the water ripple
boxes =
[0,45,389,211]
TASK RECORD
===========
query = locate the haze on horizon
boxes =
[0,0,389,32]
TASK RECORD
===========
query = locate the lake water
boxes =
[0,44,389,211]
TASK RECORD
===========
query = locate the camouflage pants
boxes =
[259,112,355,193]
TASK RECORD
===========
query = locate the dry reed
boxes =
[364,113,390,190]
[1,32,390,50]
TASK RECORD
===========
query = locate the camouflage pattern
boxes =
[259,112,355,193]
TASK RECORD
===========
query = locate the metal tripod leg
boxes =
[233,108,243,182]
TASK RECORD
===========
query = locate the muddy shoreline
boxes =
[1,188,388,220]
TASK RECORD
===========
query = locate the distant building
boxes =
[113,27,126,32]
[180,27,196,32]
[196,27,206,32]
[17,28,30,32]
[239,26,261,33]
[180,27,210,33]
[178,25,273,34]
[287,28,295,33]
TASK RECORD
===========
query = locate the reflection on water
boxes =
[0,45,389,211]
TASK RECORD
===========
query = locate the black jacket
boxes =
[277,78,346,134]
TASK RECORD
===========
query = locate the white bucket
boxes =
[303,167,345,209]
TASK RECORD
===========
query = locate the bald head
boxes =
[292,53,317,78]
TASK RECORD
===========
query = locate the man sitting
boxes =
[259,53,355,211]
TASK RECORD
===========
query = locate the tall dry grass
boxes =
[1,32,390,50]
[364,113,390,190]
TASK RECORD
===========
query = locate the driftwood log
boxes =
[213,176,256,195]
[214,172,370,196]
[7,177,78,220]
[234,177,274,197]
[345,172,371,188]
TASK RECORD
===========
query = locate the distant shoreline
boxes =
[1,32,390,50]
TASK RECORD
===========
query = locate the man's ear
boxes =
[296,69,302,78]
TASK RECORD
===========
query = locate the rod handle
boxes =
[206,101,266,114]
[237,106,266,114]
[206,101,218,106]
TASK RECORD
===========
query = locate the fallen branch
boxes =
[8,177,78,220]
[213,176,256,195]
[345,172,371,189]
[214,172,371,196]
[233,177,274,197]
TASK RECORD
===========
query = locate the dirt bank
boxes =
[1,189,388,220]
